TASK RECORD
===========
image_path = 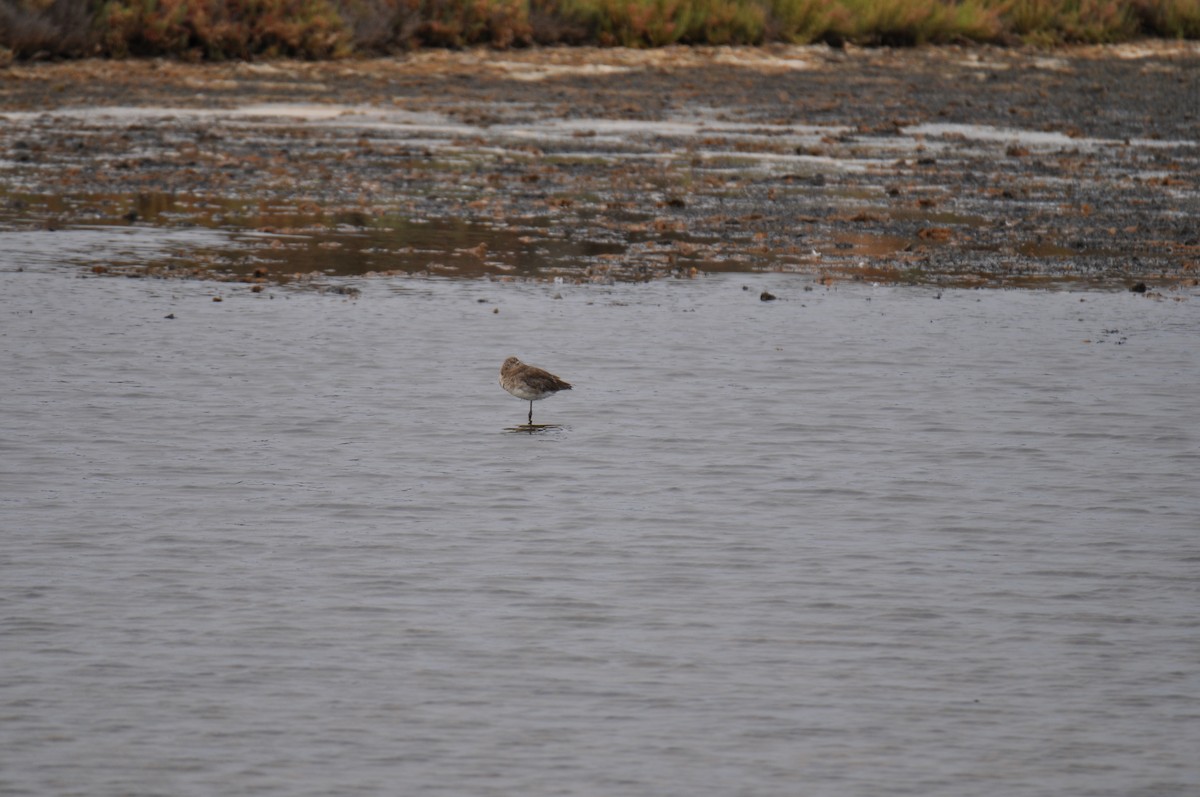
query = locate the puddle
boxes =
[885,208,990,227]
[1015,241,1116,258]
[903,122,1197,150]
[0,225,237,271]
[0,183,1166,289]
[0,102,845,153]
[0,189,743,282]
[827,232,913,257]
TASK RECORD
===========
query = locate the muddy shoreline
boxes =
[2,44,1198,289]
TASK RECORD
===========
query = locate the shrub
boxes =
[93,0,354,59]
[0,0,96,57]
[766,0,846,43]
[994,0,1139,43]
[0,0,1196,60]
[555,0,681,46]
[322,0,534,49]
[679,0,767,44]
[1131,0,1200,37]
[414,0,533,47]
[839,0,1001,45]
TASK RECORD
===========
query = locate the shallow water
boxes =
[2,266,1199,796]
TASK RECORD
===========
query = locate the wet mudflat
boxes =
[1,43,1198,288]
[3,262,1199,795]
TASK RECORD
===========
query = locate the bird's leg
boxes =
[527,401,533,425]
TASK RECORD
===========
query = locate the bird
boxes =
[499,356,572,425]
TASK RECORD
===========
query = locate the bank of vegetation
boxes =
[2,0,1198,60]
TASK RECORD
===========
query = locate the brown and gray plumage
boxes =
[499,356,572,425]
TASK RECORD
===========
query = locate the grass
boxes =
[1,0,1197,60]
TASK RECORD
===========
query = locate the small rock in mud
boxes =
[760,290,777,301]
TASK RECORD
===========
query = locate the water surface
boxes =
[2,267,1198,796]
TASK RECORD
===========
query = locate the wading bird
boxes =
[499,356,572,425]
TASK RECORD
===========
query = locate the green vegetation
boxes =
[1,0,1197,60]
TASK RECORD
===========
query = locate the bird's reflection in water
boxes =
[503,423,565,435]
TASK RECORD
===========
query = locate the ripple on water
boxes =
[1,271,1198,796]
